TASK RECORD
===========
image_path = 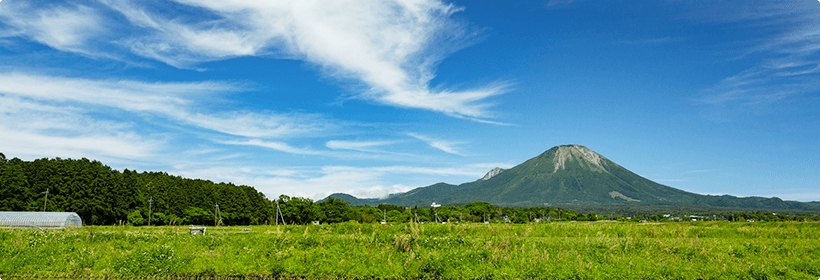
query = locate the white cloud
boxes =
[0,72,342,165]
[349,184,417,199]
[0,72,331,139]
[3,0,508,121]
[0,1,115,59]
[173,163,488,201]
[546,0,577,9]
[31,6,99,49]
[696,2,820,114]
[219,139,324,155]
[0,73,195,114]
[614,37,686,45]
[0,95,159,162]
[0,127,155,162]
[183,111,335,139]
[407,132,464,155]
[325,140,403,154]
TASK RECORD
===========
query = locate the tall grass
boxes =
[1,221,818,279]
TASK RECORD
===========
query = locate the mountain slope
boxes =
[329,145,811,210]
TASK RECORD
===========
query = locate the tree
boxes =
[183,207,212,225]
[465,201,493,216]
[0,159,31,211]
[316,197,350,224]
[127,210,145,225]
[279,196,314,224]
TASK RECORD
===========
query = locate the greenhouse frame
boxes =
[0,212,83,229]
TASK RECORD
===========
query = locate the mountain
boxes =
[327,145,812,210]
[481,167,504,180]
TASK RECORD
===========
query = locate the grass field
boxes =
[1,221,819,279]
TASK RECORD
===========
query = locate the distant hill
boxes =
[326,145,812,210]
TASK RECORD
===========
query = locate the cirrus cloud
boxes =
[1,0,509,121]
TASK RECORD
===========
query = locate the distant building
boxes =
[0,212,83,229]
[493,215,509,222]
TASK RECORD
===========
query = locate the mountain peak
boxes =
[322,144,814,210]
[481,167,504,180]
[547,144,608,173]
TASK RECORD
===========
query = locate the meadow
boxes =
[1,221,819,279]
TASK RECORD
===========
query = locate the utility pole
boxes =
[147,196,153,226]
[146,182,153,226]
[275,200,286,225]
[214,203,223,226]
[431,202,441,223]
[42,188,49,211]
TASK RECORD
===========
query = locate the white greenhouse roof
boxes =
[0,212,83,229]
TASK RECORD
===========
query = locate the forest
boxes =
[1,153,817,226]
[0,154,269,225]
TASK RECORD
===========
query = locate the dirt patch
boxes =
[609,191,640,202]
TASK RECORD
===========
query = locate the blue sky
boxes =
[1,0,818,202]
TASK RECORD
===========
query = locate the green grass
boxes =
[2,221,819,279]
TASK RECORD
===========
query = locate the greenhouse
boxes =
[0,212,83,229]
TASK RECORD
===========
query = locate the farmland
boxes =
[1,221,819,279]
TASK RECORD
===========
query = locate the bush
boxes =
[127,210,144,226]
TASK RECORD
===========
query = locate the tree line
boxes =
[0,154,270,225]
[248,195,820,224]
[0,154,598,225]
[1,153,816,226]
[276,197,598,225]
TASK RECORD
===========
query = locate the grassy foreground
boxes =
[1,222,819,279]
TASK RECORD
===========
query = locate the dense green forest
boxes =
[0,154,270,225]
[1,154,817,226]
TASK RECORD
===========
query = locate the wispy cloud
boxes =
[545,0,577,9]
[0,72,338,162]
[0,95,160,163]
[1,0,509,121]
[183,111,335,139]
[219,139,324,156]
[0,72,331,139]
[0,72,205,113]
[613,37,686,45]
[407,133,464,155]
[695,2,820,116]
[325,140,398,153]
[0,2,98,52]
